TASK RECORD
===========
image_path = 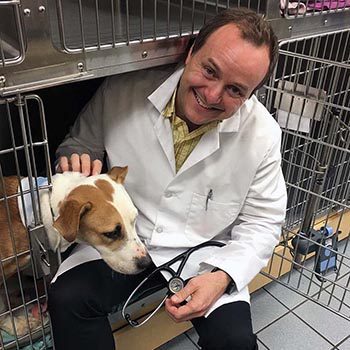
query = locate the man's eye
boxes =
[228,86,242,98]
[104,224,122,240]
[203,66,215,77]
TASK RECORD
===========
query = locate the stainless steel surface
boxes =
[0,1,25,67]
[262,28,350,320]
[1,0,348,95]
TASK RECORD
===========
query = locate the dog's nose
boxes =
[136,254,152,270]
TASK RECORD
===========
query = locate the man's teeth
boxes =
[194,90,210,109]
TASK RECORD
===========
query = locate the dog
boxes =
[0,166,151,337]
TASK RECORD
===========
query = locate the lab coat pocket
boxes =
[185,192,240,242]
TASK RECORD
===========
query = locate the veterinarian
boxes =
[50,8,287,350]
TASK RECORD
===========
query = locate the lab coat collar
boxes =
[219,109,241,133]
[148,67,184,114]
[147,66,242,134]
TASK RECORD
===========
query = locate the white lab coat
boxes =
[56,65,287,316]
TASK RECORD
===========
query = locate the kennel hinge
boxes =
[29,224,51,278]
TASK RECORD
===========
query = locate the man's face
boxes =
[176,24,270,128]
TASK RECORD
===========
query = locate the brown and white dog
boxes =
[0,166,150,336]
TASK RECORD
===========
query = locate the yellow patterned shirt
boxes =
[163,89,219,172]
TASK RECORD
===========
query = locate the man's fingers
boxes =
[70,153,81,172]
[57,154,100,175]
[170,285,194,305]
[165,298,205,322]
[92,159,103,175]
[80,154,92,176]
[58,156,69,173]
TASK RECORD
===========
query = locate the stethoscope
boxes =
[122,240,225,327]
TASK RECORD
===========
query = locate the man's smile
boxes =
[193,89,224,111]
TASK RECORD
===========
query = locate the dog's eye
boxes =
[104,224,122,240]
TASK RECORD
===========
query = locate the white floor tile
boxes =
[258,312,332,350]
[251,288,289,332]
[293,301,350,344]
[263,278,307,309]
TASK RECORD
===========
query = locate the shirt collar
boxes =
[162,88,177,119]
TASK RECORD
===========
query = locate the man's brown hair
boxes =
[191,8,279,91]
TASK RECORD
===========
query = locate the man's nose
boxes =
[205,83,223,105]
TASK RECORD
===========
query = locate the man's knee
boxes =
[198,326,257,350]
[194,302,257,350]
[48,270,105,318]
[217,331,257,350]
[48,260,115,318]
[48,279,83,315]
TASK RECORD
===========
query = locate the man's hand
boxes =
[57,153,102,176]
[165,270,231,322]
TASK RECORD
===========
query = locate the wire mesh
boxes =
[263,28,350,320]
[0,95,53,349]
[48,0,266,53]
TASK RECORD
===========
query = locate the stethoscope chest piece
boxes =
[168,276,184,294]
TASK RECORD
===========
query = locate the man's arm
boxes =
[56,79,108,175]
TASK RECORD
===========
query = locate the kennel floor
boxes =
[156,242,350,350]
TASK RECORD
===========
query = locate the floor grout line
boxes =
[257,338,271,350]
[254,285,311,334]
[332,333,350,349]
[260,287,340,348]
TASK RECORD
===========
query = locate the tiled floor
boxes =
[156,257,350,350]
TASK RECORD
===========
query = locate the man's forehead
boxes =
[198,24,269,89]
[204,23,242,46]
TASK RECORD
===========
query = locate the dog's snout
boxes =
[136,254,152,270]
[135,241,148,257]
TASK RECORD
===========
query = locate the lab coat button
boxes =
[156,226,163,233]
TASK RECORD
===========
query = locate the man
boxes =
[49,8,286,350]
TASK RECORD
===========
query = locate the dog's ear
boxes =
[108,166,128,184]
[53,199,92,242]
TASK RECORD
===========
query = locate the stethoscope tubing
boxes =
[122,240,225,327]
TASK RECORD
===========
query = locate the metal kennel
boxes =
[0,1,350,349]
[261,27,350,321]
[0,95,54,348]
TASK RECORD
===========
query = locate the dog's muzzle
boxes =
[135,254,152,271]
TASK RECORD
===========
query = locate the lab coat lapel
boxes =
[147,67,184,174]
[178,109,242,175]
[153,114,176,174]
[177,128,220,175]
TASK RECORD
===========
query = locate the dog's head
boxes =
[52,167,151,274]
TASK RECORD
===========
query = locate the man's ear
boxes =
[53,199,92,242]
[185,45,193,65]
[107,166,128,184]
